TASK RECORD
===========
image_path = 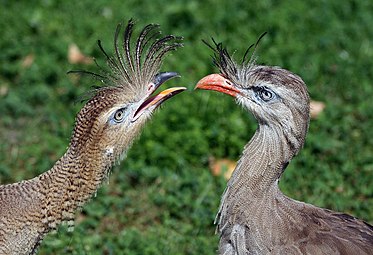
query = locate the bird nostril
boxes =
[147,84,154,91]
[225,80,233,86]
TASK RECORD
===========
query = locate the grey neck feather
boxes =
[215,123,301,228]
[230,123,296,194]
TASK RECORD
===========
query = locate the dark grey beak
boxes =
[153,72,180,90]
[132,72,185,121]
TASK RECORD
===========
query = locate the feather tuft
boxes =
[69,19,183,99]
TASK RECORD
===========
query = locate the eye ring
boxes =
[260,89,273,101]
[113,108,126,122]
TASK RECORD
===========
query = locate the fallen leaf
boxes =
[68,43,93,65]
[21,54,35,68]
[335,186,344,193]
[209,156,236,180]
[310,100,325,119]
[0,84,9,96]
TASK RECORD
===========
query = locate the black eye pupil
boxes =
[253,86,274,102]
[260,89,273,101]
[114,109,124,121]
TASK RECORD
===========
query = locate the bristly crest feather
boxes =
[202,32,267,87]
[68,19,183,99]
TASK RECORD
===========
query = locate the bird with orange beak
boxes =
[195,39,373,254]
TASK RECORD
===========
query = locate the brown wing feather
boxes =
[292,206,373,255]
[269,198,373,255]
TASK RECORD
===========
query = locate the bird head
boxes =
[195,39,310,152]
[69,20,185,163]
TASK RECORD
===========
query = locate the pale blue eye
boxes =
[109,107,128,125]
[253,86,276,102]
[260,89,273,101]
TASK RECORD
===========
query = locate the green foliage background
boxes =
[0,0,372,254]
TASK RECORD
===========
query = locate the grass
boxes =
[0,0,372,254]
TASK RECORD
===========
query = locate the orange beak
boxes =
[194,74,239,97]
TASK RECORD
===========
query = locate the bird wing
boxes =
[281,205,373,255]
[217,192,373,255]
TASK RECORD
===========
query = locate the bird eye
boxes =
[261,90,272,101]
[112,108,127,123]
[114,109,124,121]
[259,89,273,101]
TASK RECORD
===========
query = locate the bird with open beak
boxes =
[195,39,373,254]
[0,19,185,255]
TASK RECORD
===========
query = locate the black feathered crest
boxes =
[69,19,183,98]
[202,32,266,86]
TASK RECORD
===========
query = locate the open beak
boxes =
[194,73,239,97]
[133,72,186,120]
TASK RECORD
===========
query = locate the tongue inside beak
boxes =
[133,87,186,121]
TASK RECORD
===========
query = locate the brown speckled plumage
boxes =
[196,40,373,254]
[0,19,184,255]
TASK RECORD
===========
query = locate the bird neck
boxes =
[215,123,304,232]
[230,124,300,194]
[37,143,111,230]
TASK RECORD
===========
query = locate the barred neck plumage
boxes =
[36,144,111,231]
[0,19,185,255]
